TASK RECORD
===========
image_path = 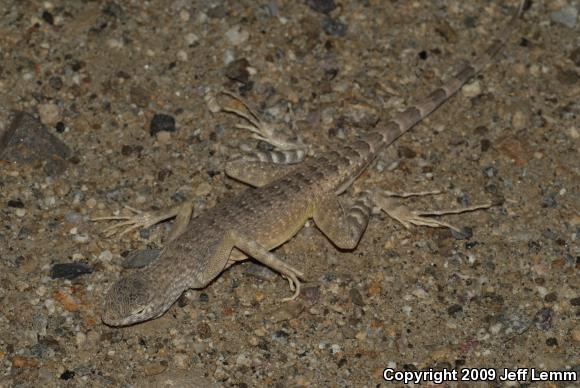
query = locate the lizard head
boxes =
[101,274,175,326]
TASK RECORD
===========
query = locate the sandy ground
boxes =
[0,0,578,386]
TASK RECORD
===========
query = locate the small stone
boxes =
[571,327,580,343]
[534,307,553,331]
[323,18,347,37]
[0,112,71,175]
[447,304,463,316]
[398,145,417,159]
[156,130,172,143]
[511,110,529,130]
[550,6,578,29]
[48,76,63,90]
[149,113,176,136]
[349,287,364,306]
[462,80,481,98]
[225,25,249,46]
[225,58,251,83]
[557,69,579,85]
[50,262,93,279]
[196,322,212,339]
[306,0,336,14]
[182,32,198,48]
[236,353,252,368]
[130,86,149,108]
[37,103,61,126]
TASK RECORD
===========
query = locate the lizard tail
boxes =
[372,0,530,148]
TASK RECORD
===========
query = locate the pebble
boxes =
[534,307,553,331]
[185,32,199,45]
[37,103,61,126]
[306,0,336,14]
[461,80,481,98]
[225,25,249,46]
[224,58,251,83]
[1,112,71,176]
[50,262,93,279]
[149,113,176,136]
[323,18,347,37]
[550,6,578,28]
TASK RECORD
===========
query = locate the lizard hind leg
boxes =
[371,189,494,234]
[219,91,309,160]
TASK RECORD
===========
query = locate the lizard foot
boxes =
[91,206,170,237]
[371,189,496,234]
[220,90,308,153]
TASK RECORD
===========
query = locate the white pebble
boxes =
[225,25,249,46]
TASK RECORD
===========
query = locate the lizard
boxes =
[93,1,529,326]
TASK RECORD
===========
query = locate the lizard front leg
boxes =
[208,230,305,301]
[92,201,194,242]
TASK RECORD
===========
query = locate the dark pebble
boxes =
[207,5,227,19]
[480,138,491,152]
[301,286,320,305]
[447,304,463,316]
[545,337,558,347]
[50,262,93,280]
[527,240,541,253]
[544,292,557,303]
[197,322,212,339]
[323,18,347,37]
[42,11,54,25]
[149,114,176,136]
[483,166,497,178]
[55,122,66,133]
[48,76,63,90]
[130,86,150,108]
[103,2,124,18]
[534,307,553,331]
[199,292,209,303]
[473,125,488,135]
[349,287,364,306]
[272,329,289,340]
[541,195,557,208]
[451,227,473,240]
[306,0,336,14]
[177,293,188,308]
[121,249,161,269]
[7,199,25,208]
[0,112,71,176]
[570,297,580,306]
[557,69,579,85]
[60,370,75,380]
[398,145,417,159]
[120,144,143,156]
[418,50,428,60]
[225,58,251,84]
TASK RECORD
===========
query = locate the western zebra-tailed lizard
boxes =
[94,1,528,326]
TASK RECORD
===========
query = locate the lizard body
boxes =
[98,1,528,326]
